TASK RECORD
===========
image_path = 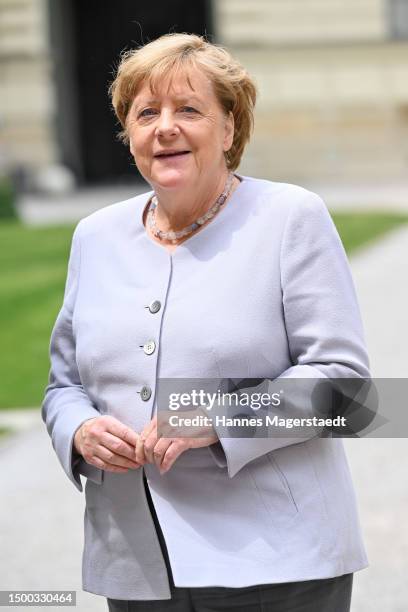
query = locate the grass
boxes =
[0,211,407,409]
[0,222,75,409]
[330,211,408,253]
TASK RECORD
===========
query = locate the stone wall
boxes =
[1,0,408,185]
[217,0,386,46]
[217,0,408,183]
[0,0,57,174]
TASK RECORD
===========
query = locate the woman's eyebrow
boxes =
[133,98,159,109]
[135,95,203,107]
[177,95,202,104]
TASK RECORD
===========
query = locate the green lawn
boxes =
[331,211,408,253]
[0,223,75,409]
[0,212,407,409]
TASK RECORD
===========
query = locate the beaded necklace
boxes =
[147,172,234,244]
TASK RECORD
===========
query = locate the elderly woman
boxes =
[42,33,370,612]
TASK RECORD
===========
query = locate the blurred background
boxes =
[1,1,407,611]
[2,0,408,197]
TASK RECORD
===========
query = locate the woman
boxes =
[42,33,370,611]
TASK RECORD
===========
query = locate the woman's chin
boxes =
[150,169,192,191]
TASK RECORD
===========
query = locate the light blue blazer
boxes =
[42,175,370,600]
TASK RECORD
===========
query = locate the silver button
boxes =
[148,300,161,314]
[140,386,152,401]
[143,340,156,355]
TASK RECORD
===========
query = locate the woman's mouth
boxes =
[154,150,191,160]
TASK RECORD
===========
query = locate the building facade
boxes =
[1,0,408,187]
[217,0,408,183]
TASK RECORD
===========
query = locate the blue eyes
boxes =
[139,108,156,117]
[139,106,197,118]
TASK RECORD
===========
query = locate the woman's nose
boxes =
[155,110,180,138]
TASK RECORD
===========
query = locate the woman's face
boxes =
[126,70,234,193]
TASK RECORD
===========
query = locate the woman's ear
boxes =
[223,111,234,152]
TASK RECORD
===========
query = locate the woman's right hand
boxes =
[73,415,142,473]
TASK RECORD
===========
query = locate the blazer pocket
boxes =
[266,452,298,512]
[247,452,298,521]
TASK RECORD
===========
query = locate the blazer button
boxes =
[143,340,156,355]
[140,386,152,401]
[148,300,161,314]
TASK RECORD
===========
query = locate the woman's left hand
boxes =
[135,411,219,474]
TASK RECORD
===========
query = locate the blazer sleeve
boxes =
[41,225,102,492]
[208,192,371,476]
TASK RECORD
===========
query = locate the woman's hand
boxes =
[135,412,219,474]
[73,415,142,473]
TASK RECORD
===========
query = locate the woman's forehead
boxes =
[135,69,213,102]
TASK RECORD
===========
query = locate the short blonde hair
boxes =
[109,33,257,171]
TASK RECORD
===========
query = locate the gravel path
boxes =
[1,225,407,611]
[343,225,408,612]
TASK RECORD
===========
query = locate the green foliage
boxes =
[0,426,12,437]
[0,212,407,409]
[0,178,17,220]
[331,211,408,253]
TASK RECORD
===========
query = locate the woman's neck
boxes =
[152,170,232,232]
